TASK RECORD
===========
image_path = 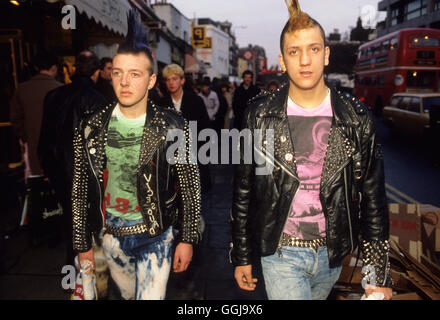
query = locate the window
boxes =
[400,97,412,110]
[378,75,385,86]
[407,71,436,87]
[390,38,398,50]
[405,0,428,21]
[391,7,400,26]
[412,37,440,47]
[408,97,421,113]
[391,96,401,106]
[436,0,440,11]
[372,44,381,56]
[417,50,435,59]
[382,40,390,52]
[364,77,372,86]
[423,97,440,112]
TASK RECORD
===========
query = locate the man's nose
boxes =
[300,51,311,66]
[121,73,129,86]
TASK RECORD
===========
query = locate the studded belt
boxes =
[105,223,148,237]
[278,233,326,251]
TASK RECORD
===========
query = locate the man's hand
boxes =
[173,242,193,273]
[365,286,393,300]
[78,249,95,270]
[234,265,258,291]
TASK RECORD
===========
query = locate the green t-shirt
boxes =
[104,105,145,220]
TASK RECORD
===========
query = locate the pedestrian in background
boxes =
[10,52,62,180]
[267,80,280,91]
[232,70,260,130]
[220,82,233,130]
[160,63,212,192]
[198,79,220,130]
[95,57,117,103]
[39,51,107,266]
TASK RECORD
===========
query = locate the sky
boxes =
[166,0,386,68]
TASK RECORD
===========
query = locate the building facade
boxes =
[377,0,440,37]
[192,18,230,80]
[152,2,191,45]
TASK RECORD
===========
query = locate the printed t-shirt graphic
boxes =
[105,104,146,220]
[283,92,333,240]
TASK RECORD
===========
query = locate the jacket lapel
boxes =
[257,85,298,179]
[320,89,357,188]
[138,100,168,169]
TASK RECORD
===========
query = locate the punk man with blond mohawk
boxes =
[231,0,393,300]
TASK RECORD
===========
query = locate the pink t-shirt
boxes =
[283,92,333,240]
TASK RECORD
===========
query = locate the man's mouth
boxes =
[300,71,313,78]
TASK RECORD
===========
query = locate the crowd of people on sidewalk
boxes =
[7,1,394,302]
[8,20,264,299]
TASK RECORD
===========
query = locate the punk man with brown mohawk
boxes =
[231,0,393,300]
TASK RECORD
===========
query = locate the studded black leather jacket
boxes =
[72,100,201,253]
[231,85,392,287]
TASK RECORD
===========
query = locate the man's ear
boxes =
[148,73,157,90]
[91,69,100,83]
[324,46,330,67]
[278,54,287,72]
[181,76,186,86]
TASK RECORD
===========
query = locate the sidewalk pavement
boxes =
[0,164,267,300]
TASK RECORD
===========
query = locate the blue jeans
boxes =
[261,246,342,300]
[102,214,174,300]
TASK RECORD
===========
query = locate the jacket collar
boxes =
[257,84,360,129]
[83,99,169,170]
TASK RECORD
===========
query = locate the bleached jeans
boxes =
[102,214,174,300]
[261,246,342,300]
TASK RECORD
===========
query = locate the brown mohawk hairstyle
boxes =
[280,0,326,52]
[285,0,316,31]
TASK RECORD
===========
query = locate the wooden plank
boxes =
[391,292,423,300]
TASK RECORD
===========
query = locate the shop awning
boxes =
[65,0,131,36]
[184,53,206,74]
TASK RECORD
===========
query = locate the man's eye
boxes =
[312,47,320,52]
[289,50,297,55]
[112,71,120,77]
[131,73,139,77]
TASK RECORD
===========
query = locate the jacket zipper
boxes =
[85,145,105,232]
[344,167,355,253]
[382,254,389,286]
[256,129,302,253]
[156,150,163,229]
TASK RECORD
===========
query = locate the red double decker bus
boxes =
[354,28,440,113]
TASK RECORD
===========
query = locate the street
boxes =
[375,115,440,207]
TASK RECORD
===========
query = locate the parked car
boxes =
[382,93,440,138]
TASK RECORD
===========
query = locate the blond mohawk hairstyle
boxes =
[285,0,316,32]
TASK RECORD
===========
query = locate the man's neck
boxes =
[171,87,184,102]
[288,80,329,109]
[118,95,148,119]
[243,83,250,90]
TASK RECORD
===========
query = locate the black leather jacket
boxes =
[231,85,392,287]
[39,76,107,196]
[72,100,201,253]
